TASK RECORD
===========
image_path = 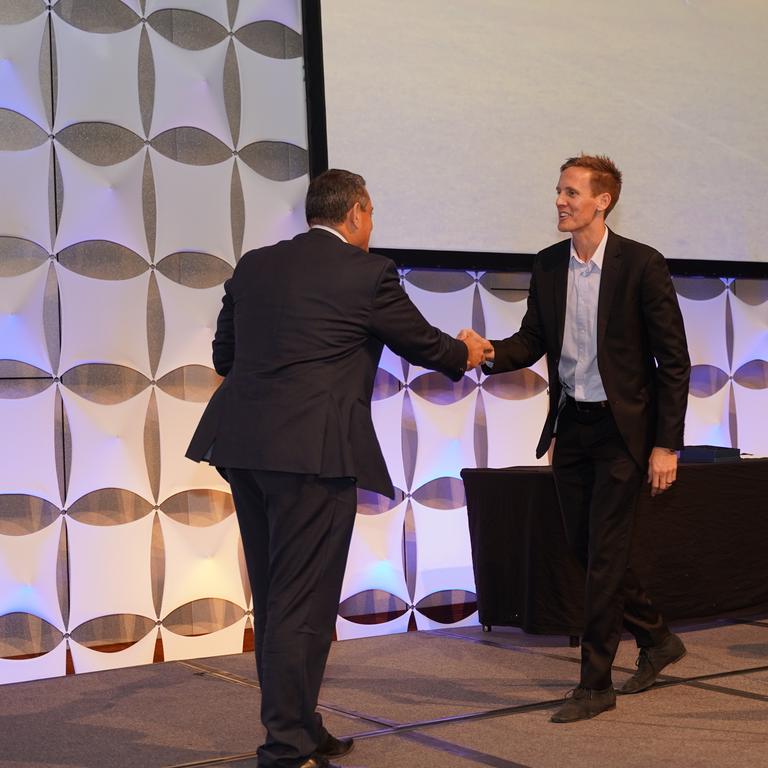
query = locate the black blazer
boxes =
[483,230,690,468]
[186,228,467,497]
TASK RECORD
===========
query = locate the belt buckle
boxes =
[571,397,605,413]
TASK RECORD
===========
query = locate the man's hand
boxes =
[457,328,493,369]
[647,446,678,497]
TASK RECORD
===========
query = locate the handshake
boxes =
[457,328,495,369]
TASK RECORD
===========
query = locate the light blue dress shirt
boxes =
[558,228,609,402]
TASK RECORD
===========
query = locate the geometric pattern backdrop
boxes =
[1,0,767,685]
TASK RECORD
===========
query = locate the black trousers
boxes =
[227,469,357,768]
[552,402,669,689]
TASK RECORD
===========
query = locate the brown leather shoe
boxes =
[620,633,687,694]
[316,731,354,758]
[550,686,616,723]
[299,756,338,768]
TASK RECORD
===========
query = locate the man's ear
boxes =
[596,192,612,215]
[349,201,362,229]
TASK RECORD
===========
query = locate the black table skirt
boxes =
[462,460,768,635]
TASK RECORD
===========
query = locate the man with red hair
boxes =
[482,154,690,722]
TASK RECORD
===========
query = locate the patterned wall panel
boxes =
[1,1,766,685]
[0,0,308,682]
[0,517,64,630]
[0,13,51,129]
[54,148,149,257]
[0,263,52,372]
[0,387,61,507]
[66,513,156,628]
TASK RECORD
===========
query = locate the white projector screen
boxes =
[319,0,766,266]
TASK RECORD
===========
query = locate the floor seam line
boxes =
[344,699,565,739]
[167,637,768,766]
[679,679,768,702]
[438,630,768,686]
[397,729,533,768]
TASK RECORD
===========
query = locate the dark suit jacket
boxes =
[186,228,468,497]
[483,230,690,468]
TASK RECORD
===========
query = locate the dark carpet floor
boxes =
[1,616,767,768]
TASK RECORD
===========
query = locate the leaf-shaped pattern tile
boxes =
[356,487,405,515]
[411,477,466,509]
[371,367,402,401]
[415,590,477,623]
[55,122,144,166]
[0,495,60,535]
[231,160,244,258]
[66,488,154,525]
[0,614,63,655]
[0,361,51,381]
[146,272,163,379]
[237,140,307,181]
[673,276,726,301]
[338,591,409,622]
[138,24,155,138]
[144,388,160,503]
[69,613,156,645]
[233,0,301,33]
[0,356,53,382]
[481,368,547,399]
[54,0,140,33]
[162,598,246,634]
[0,377,54,399]
[155,251,232,288]
[223,39,240,146]
[732,279,768,306]
[60,364,151,404]
[689,364,730,398]
[479,270,531,295]
[156,365,222,402]
[234,20,302,59]
[409,371,477,404]
[404,268,475,292]
[151,127,232,165]
[733,360,768,390]
[0,237,49,277]
[160,489,234,526]
[148,9,228,50]
[0,109,48,150]
[0,0,45,25]
[57,241,149,279]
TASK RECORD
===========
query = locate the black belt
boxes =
[565,394,609,412]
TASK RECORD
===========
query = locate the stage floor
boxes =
[2,616,767,768]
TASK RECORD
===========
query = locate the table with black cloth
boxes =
[462,459,768,636]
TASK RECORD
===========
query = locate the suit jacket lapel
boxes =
[553,241,570,356]
[597,230,621,350]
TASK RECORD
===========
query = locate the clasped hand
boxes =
[457,328,494,369]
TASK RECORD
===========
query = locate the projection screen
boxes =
[313,0,767,273]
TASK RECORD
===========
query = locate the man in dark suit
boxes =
[187,169,489,767]
[479,155,690,722]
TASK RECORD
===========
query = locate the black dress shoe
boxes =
[550,686,616,723]
[620,633,686,694]
[316,731,354,759]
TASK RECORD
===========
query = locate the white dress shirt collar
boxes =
[310,224,347,243]
[570,226,609,269]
